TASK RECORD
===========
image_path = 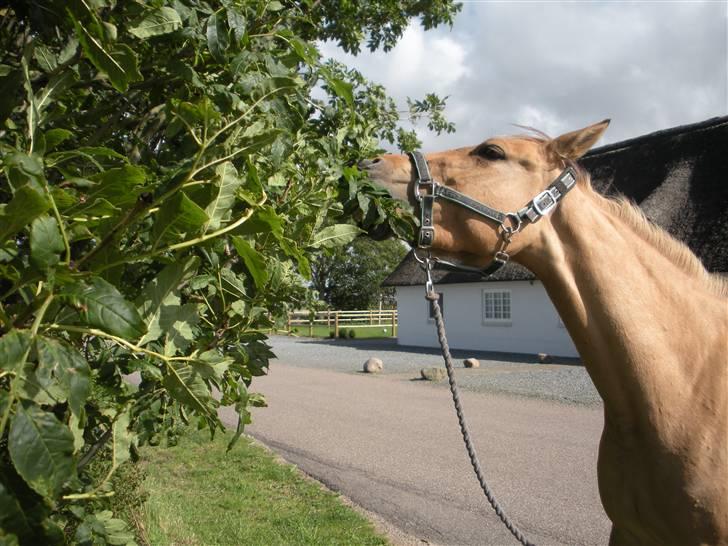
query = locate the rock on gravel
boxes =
[463,358,480,368]
[363,357,383,373]
[538,353,553,363]
[420,367,447,381]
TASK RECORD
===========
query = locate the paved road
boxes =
[233,340,611,546]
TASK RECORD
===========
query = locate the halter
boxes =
[409,151,577,278]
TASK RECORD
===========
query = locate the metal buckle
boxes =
[532,189,558,216]
[418,226,434,248]
[414,179,435,202]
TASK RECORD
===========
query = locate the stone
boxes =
[363,357,383,373]
[537,352,553,363]
[463,358,480,368]
[420,367,447,382]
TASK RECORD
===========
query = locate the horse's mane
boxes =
[577,163,728,297]
[508,127,727,296]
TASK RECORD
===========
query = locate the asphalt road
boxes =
[231,347,612,546]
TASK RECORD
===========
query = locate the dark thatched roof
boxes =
[383,115,728,287]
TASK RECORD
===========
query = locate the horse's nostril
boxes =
[358,158,381,170]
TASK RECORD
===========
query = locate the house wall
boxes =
[395,280,579,358]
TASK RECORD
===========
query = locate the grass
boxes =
[140,429,390,546]
[288,324,395,339]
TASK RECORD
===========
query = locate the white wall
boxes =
[395,281,579,358]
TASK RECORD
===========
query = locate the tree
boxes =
[0,0,459,542]
[311,237,407,310]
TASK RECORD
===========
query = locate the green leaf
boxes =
[0,330,32,373]
[72,19,142,92]
[44,129,73,151]
[160,303,199,356]
[162,362,215,416]
[35,336,90,417]
[206,13,229,63]
[62,277,146,339]
[310,224,363,249]
[204,162,243,232]
[231,237,268,291]
[136,257,200,345]
[324,73,354,108]
[0,481,32,541]
[152,191,209,248]
[110,410,133,470]
[226,8,247,42]
[8,402,75,499]
[86,165,147,208]
[33,45,57,72]
[129,7,182,38]
[3,152,46,192]
[0,186,49,244]
[30,215,65,269]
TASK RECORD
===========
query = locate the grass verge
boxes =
[140,429,389,546]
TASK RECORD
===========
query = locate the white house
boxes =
[382,115,728,358]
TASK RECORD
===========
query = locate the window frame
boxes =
[481,289,512,326]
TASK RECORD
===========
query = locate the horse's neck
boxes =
[519,187,725,429]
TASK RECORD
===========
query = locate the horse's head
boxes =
[361,120,609,267]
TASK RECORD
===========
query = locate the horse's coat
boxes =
[362,121,728,546]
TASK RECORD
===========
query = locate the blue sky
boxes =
[320,1,728,151]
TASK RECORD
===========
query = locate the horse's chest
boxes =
[597,426,726,545]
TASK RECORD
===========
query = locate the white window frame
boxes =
[481,289,512,326]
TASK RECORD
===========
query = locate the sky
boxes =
[319,1,728,151]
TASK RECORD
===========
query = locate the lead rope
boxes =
[425,285,536,546]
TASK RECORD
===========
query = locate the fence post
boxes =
[334,312,339,338]
[392,310,397,337]
[309,315,313,337]
[287,313,291,333]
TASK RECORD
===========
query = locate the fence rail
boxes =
[287,309,398,337]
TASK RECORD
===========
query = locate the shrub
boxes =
[348,329,356,339]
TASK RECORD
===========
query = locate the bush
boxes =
[348,329,356,339]
[338,329,348,339]
[328,330,336,339]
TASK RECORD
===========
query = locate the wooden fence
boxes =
[287,309,398,337]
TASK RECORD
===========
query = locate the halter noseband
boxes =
[409,151,577,278]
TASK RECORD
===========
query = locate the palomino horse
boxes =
[362,121,727,546]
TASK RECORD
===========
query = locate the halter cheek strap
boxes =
[409,151,577,278]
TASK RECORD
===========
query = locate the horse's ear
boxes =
[548,119,610,160]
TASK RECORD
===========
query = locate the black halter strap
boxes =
[409,151,577,279]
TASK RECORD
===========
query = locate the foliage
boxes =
[0,0,458,542]
[311,237,408,310]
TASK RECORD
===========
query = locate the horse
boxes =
[360,120,728,546]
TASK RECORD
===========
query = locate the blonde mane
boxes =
[577,167,728,297]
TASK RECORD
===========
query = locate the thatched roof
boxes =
[383,115,728,287]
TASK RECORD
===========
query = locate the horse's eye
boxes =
[476,144,506,161]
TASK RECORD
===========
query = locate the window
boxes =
[428,293,444,320]
[482,290,511,323]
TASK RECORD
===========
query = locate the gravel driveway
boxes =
[269,335,602,406]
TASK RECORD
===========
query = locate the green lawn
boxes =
[140,430,389,546]
[288,324,395,339]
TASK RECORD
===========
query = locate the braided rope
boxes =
[426,291,536,546]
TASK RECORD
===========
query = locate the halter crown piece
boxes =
[409,151,577,278]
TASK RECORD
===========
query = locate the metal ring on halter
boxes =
[412,248,430,265]
[498,212,522,242]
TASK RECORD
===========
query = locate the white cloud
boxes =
[320,2,727,152]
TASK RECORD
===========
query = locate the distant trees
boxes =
[311,237,408,310]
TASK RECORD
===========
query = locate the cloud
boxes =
[320,2,727,151]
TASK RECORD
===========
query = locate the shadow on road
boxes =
[288,336,583,366]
